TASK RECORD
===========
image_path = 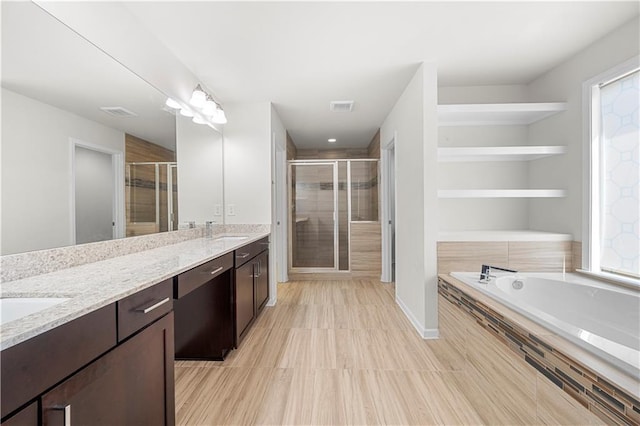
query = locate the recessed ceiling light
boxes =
[328,138,337,143]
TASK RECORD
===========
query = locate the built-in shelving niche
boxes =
[437,102,569,241]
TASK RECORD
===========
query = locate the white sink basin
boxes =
[215,236,249,242]
[0,298,70,325]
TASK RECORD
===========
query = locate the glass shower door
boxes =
[126,162,177,237]
[290,163,337,269]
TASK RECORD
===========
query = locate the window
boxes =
[584,57,639,284]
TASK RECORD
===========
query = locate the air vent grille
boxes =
[330,101,354,112]
[100,106,138,117]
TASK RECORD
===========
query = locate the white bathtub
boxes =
[450,271,640,378]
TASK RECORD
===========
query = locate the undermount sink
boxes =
[0,297,70,325]
[215,236,249,242]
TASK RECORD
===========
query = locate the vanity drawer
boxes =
[234,237,269,267]
[117,279,173,342]
[175,252,233,299]
[1,304,116,420]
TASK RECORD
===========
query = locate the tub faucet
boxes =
[480,264,518,283]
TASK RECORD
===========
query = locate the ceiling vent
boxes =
[330,101,354,112]
[100,106,138,117]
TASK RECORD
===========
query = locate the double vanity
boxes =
[0,232,270,425]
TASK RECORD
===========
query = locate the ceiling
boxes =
[123,1,639,150]
[1,2,176,150]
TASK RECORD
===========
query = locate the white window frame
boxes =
[581,55,640,288]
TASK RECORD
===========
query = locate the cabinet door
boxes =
[235,261,255,346]
[41,313,175,426]
[174,272,233,360]
[255,251,269,314]
[1,401,37,426]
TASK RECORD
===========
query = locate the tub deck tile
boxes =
[439,275,640,425]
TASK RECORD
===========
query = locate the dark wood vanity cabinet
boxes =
[41,312,174,426]
[234,237,270,346]
[0,280,175,426]
[173,253,234,360]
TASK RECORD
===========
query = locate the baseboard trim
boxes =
[395,296,439,339]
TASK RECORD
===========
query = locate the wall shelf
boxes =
[438,230,573,242]
[438,189,567,198]
[438,102,567,126]
[438,146,566,162]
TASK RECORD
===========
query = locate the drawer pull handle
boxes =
[209,266,224,275]
[54,404,71,426]
[237,252,251,259]
[137,297,170,314]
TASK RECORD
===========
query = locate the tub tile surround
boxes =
[0,228,270,350]
[437,240,575,274]
[438,275,640,425]
[0,224,271,283]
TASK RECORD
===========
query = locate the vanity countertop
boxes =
[0,232,269,351]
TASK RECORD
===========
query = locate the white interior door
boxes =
[74,145,116,244]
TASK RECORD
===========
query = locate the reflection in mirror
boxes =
[1,2,177,255]
[176,115,224,226]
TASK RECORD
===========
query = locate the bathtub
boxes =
[450,271,640,378]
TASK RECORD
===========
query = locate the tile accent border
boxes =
[438,277,640,425]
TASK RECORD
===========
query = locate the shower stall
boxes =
[126,162,178,237]
[289,159,378,272]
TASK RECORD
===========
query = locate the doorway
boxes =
[381,137,396,282]
[72,143,123,244]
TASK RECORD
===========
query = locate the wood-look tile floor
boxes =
[174,280,591,425]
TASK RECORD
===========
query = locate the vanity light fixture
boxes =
[328,138,337,143]
[202,95,218,117]
[190,84,207,108]
[165,98,181,109]
[192,115,208,125]
[211,107,227,124]
[179,108,194,118]
[174,84,227,126]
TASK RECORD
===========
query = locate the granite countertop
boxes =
[0,232,269,351]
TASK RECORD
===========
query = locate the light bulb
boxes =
[180,108,194,117]
[190,85,206,107]
[202,100,217,116]
[165,98,181,109]
[211,109,227,124]
[192,115,207,125]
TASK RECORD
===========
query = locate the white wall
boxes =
[527,17,640,240]
[380,63,439,338]
[270,105,287,297]
[176,115,224,226]
[33,1,214,128]
[223,102,272,225]
[1,88,124,254]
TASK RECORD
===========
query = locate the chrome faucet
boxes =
[480,264,518,283]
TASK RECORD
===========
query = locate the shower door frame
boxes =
[288,161,341,272]
[126,161,178,233]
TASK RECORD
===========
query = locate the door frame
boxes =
[70,138,124,244]
[381,132,397,282]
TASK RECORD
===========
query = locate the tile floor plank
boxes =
[175,279,599,425]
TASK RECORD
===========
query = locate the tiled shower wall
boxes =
[437,240,576,274]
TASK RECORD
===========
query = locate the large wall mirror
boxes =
[1,2,224,255]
